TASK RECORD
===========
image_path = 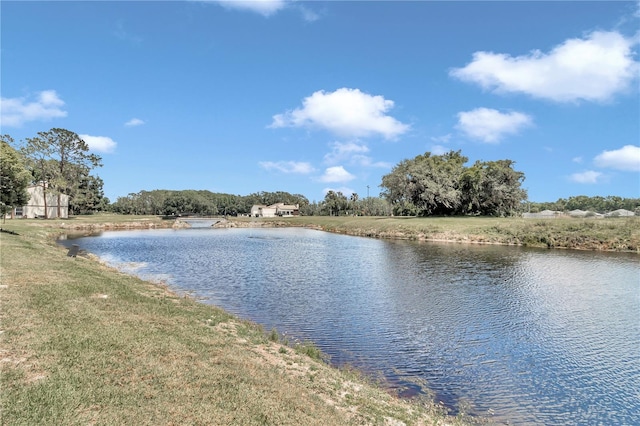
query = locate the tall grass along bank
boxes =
[0,219,472,426]
[231,215,639,253]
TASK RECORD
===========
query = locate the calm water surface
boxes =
[64,227,640,425]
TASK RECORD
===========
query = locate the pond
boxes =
[61,227,640,425]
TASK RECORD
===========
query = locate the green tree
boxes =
[460,160,527,216]
[381,150,526,216]
[22,129,102,218]
[0,136,32,219]
[69,173,109,215]
[20,136,55,218]
[322,190,348,216]
[162,191,217,216]
[381,150,467,216]
[349,193,359,215]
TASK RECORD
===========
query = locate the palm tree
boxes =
[350,193,359,215]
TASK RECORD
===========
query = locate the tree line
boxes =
[2,130,636,219]
[110,190,311,217]
[528,195,640,214]
[110,189,394,217]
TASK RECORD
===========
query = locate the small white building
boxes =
[11,185,69,219]
[251,203,299,218]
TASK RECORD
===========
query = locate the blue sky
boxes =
[2,1,639,203]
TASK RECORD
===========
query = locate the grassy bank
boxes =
[232,215,639,252]
[0,219,467,426]
[23,213,639,253]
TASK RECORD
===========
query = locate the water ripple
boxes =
[66,228,640,425]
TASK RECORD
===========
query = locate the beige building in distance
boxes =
[11,185,69,219]
[250,203,299,218]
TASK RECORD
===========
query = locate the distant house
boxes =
[251,203,299,218]
[10,185,69,219]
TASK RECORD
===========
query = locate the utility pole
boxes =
[367,185,370,198]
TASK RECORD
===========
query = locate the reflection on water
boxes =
[63,228,640,425]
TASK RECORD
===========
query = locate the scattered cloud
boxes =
[450,31,639,103]
[324,141,369,165]
[572,156,583,164]
[79,134,117,153]
[259,160,315,174]
[125,118,145,127]
[594,145,640,171]
[323,141,390,168]
[570,170,604,184]
[430,134,452,144]
[352,156,392,169]
[270,88,409,140]
[431,144,449,155]
[0,90,67,127]
[456,107,533,143]
[205,0,287,17]
[201,0,319,20]
[114,20,143,45]
[298,4,320,22]
[318,166,355,183]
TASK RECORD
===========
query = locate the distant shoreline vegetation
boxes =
[107,188,640,219]
[105,151,638,218]
[4,134,638,220]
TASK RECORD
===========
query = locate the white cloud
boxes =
[431,144,449,155]
[594,145,640,171]
[324,141,369,165]
[79,134,117,154]
[0,90,67,127]
[323,141,390,168]
[319,166,355,183]
[352,156,392,168]
[450,31,639,102]
[456,108,533,143]
[207,0,287,17]
[259,161,314,174]
[570,170,604,184]
[270,88,409,140]
[298,4,320,22]
[572,156,583,163]
[430,134,452,144]
[125,118,145,127]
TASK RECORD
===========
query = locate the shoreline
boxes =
[1,220,473,425]
[44,214,640,253]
